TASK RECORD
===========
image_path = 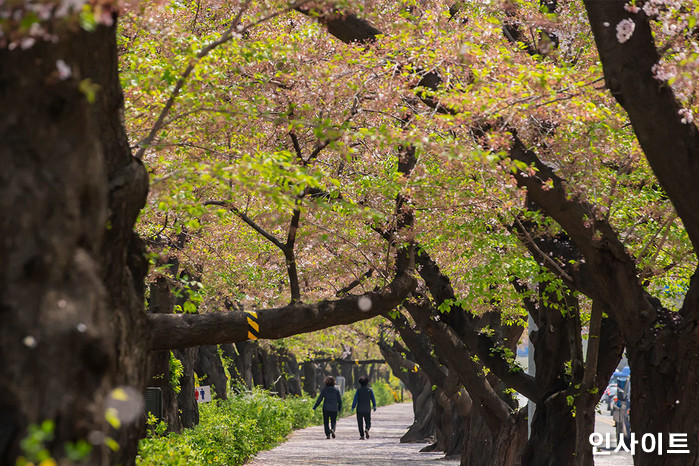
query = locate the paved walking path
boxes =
[248,402,459,465]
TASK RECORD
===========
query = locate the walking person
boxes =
[313,376,342,439]
[351,375,376,440]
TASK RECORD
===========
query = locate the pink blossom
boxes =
[642,3,659,16]
[56,60,72,80]
[20,37,35,50]
[679,108,694,124]
[616,19,635,44]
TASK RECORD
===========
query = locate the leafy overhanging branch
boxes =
[135,0,311,159]
[415,248,539,401]
[204,200,303,303]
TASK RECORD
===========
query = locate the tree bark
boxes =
[174,348,200,429]
[433,388,471,458]
[279,348,303,397]
[509,131,699,464]
[194,345,228,401]
[302,361,319,396]
[149,271,415,349]
[0,22,149,464]
[220,343,247,388]
[260,347,287,397]
[461,408,527,466]
[584,2,699,254]
[147,350,183,433]
[147,276,183,432]
[581,4,699,463]
[379,341,436,444]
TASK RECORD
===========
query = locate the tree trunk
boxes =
[260,347,287,397]
[581,3,699,463]
[174,348,200,428]
[250,344,265,388]
[220,343,247,388]
[0,23,149,464]
[302,362,318,396]
[627,328,699,465]
[279,348,303,396]
[194,345,228,401]
[404,386,436,445]
[432,389,471,458]
[522,392,575,466]
[234,341,257,389]
[379,342,436,444]
[461,409,527,466]
[148,350,183,433]
[146,271,184,432]
[341,357,355,388]
[572,391,599,466]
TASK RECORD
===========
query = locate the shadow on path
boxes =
[248,402,459,465]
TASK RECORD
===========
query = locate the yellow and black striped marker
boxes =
[245,311,259,340]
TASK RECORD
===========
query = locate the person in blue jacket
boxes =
[351,375,376,439]
[313,376,342,439]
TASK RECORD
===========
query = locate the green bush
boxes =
[342,379,399,413]
[284,395,321,429]
[137,389,317,465]
[138,381,403,465]
[372,381,398,406]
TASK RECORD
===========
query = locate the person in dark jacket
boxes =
[351,375,376,439]
[313,376,342,439]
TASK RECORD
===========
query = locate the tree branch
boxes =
[205,200,285,250]
[336,268,374,296]
[387,310,448,388]
[149,271,416,349]
[507,135,660,341]
[294,5,381,44]
[136,0,309,158]
[407,300,514,434]
[305,140,331,166]
[584,1,699,256]
[285,207,302,303]
[289,131,303,161]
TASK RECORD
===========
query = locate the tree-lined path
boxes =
[248,403,459,465]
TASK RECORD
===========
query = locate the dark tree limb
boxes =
[415,248,539,400]
[387,311,448,388]
[509,212,597,299]
[507,136,661,342]
[406,300,513,435]
[205,200,302,303]
[305,140,331,166]
[285,207,302,303]
[289,131,303,160]
[584,2,699,259]
[336,269,374,296]
[295,5,381,44]
[149,271,416,349]
[205,200,285,250]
